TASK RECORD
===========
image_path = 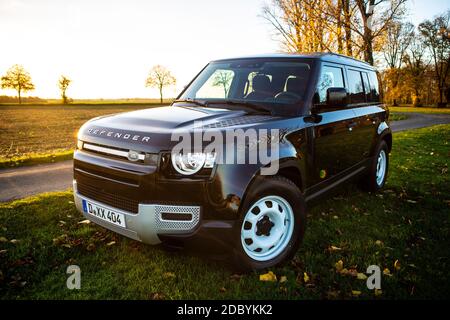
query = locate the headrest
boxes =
[252,74,271,92]
[286,77,307,93]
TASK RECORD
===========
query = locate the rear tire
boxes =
[231,175,306,271]
[361,140,389,192]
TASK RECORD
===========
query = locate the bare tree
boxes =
[1,64,35,104]
[58,75,72,104]
[383,21,414,69]
[403,34,429,106]
[145,65,176,104]
[212,71,233,97]
[419,10,450,106]
[262,0,407,65]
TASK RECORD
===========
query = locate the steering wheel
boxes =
[274,91,301,101]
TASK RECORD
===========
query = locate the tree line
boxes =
[263,0,450,107]
[0,64,176,104]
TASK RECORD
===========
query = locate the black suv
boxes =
[73,53,391,270]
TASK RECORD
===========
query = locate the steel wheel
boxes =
[240,195,295,262]
[376,149,387,186]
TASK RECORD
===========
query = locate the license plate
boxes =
[82,199,126,228]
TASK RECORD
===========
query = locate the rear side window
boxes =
[367,72,381,102]
[316,65,345,103]
[347,69,365,104]
[362,72,371,102]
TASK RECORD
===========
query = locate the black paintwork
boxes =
[74,53,392,247]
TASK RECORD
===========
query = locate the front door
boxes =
[308,64,360,186]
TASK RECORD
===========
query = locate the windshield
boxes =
[177,59,313,112]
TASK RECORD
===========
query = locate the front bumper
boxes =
[73,180,236,248]
[73,180,202,245]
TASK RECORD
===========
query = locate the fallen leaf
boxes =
[162,272,176,280]
[303,272,310,283]
[260,271,277,282]
[0,237,8,243]
[329,245,342,252]
[340,268,349,275]
[149,292,165,300]
[219,287,226,293]
[394,259,401,271]
[0,250,7,255]
[106,241,116,246]
[230,274,242,281]
[86,243,95,251]
[59,220,66,225]
[375,240,383,246]
[348,268,358,277]
[383,268,391,276]
[335,260,344,272]
[279,276,287,283]
[357,273,367,280]
[374,289,383,296]
[78,220,91,225]
[10,239,20,244]
[352,290,362,297]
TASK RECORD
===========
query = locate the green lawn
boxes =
[389,106,450,114]
[0,125,449,299]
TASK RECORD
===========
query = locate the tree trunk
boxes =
[18,89,21,104]
[342,0,352,57]
[159,85,163,104]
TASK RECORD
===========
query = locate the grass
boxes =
[389,106,450,114]
[0,103,168,168]
[389,113,408,121]
[1,124,449,299]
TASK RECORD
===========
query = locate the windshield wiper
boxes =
[206,100,272,114]
[172,99,208,107]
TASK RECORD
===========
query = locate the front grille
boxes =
[77,182,139,214]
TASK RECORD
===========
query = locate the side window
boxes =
[316,65,345,103]
[347,69,366,104]
[368,71,381,102]
[362,72,371,102]
[196,69,235,99]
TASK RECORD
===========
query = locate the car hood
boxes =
[78,105,278,152]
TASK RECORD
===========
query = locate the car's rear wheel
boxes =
[361,140,389,192]
[232,176,305,271]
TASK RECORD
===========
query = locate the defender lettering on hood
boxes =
[87,127,151,143]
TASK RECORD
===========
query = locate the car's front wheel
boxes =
[232,176,306,271]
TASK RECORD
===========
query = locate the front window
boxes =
[178,59,313,111]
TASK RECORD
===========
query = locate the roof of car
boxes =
[212,52,374,70]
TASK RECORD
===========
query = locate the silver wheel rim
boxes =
[240,195,295,262]
[376,150,387,186]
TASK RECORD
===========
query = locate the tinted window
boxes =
[316,65,345,103]
[362,72,371,102]
[347,69,366,104]
[367,71,381,102]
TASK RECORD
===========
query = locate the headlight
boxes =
[171,152,216,175]
[77,140,83,150]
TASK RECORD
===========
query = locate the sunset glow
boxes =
[0,0,448,99]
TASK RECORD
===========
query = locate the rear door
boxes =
[347,68,383,162]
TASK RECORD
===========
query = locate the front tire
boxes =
[232,176,306,271]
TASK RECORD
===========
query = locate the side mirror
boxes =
[327,87,348,107]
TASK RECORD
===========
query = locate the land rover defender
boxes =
[73,53,391,270]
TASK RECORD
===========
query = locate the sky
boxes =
[0,0,449,99]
